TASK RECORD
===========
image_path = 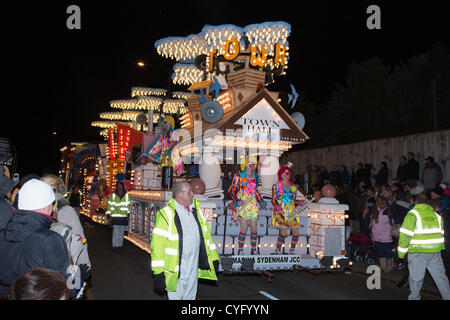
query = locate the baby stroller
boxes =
[348,230,377,265]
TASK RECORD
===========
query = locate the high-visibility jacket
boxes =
[150,198,219,292]
[106,193,130,217]
[398,203,445,258]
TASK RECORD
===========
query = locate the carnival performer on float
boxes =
[228,155,267,255]
[271,164,305,254]
[146,115,183,175]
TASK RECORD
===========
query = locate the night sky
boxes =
[3,0,449,176]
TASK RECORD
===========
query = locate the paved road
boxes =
[83,218,438,300]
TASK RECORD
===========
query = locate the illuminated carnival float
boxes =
[59,142,109,221]
[88,21,351,272]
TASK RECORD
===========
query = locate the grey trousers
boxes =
[167,254,199,300]
[408,252,450,300]
[112,225,128,247]
[167,277,198,300]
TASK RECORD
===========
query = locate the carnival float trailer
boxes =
[87,21,351,272]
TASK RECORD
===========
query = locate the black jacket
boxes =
[375,167,389,186]
[406,159,420,181]
[0,199,12,231]
[0,210,69,295]
[68,192,82,208]
[0,167,14,230]
[390,202,409,225]
[397,163,408,182]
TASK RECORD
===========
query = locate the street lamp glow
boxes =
[137,61,145,67]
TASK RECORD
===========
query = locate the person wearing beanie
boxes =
[431,186,450,210]
[391,182,404,193]
[0,179,70,296]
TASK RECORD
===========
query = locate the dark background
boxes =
[3,0,449,175]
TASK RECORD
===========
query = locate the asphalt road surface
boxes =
[82,218,438,300]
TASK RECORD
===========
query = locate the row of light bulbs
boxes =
[177,140,292,157]
[92,121,127,129]
[172,91,192,99]
[203,25,244,56]
[100,111,145,121]
[131,87,167,97]
[155,34,208,61]
[127,189,167,201]
[307,213,349,220]
[212,136,293,151]
[172,64,206,85]
[162,99,189,114]
[244,22,291,56]
[180,113,193,128]
[155,22,290,62]
[110,97,163,111]
[124,235,152,254]
[216,90,233,113]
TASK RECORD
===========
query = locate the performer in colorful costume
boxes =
[272,164,305,254]
[228,155,267,255]
[147,115,183,175]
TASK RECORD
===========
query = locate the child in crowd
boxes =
[370,196,394,272]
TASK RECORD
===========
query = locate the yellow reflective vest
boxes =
[398,203,445,258]
[150,198,219,292]
[106,193,130,217]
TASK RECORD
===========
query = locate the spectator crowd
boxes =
[1,149,449,300]
[0,166,92,300]
[297,152,449,286]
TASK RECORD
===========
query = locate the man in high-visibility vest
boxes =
[398,193,450,300]
[106,181,130,248]
[151,181,219,300]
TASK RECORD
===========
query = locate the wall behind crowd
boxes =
[281,129,450,184]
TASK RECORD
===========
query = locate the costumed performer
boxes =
[150,115,183,175]
[98,178,109,211]
[271,164,305,254]
[228,155,267,255]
